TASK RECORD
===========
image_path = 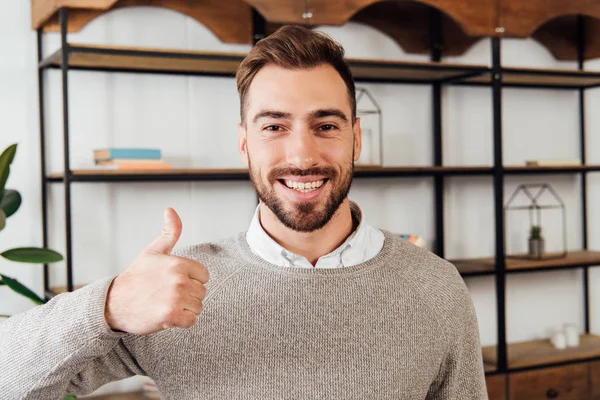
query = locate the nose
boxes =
[285,128,320,170]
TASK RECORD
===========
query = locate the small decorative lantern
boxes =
[355,87,383,166]
[504,183,567,260]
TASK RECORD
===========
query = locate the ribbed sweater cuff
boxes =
[66,276,128,340]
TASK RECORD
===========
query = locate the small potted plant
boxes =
[529,225,544,257]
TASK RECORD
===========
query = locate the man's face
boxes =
[238,64,362,232]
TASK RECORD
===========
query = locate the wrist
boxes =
[104,277,126,333]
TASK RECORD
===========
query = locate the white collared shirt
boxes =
[245,201,385,268]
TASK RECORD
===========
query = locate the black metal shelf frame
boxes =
[36,6,595,377]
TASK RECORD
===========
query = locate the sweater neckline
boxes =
[235,229,398,276]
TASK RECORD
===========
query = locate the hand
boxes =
[104,207,209,335]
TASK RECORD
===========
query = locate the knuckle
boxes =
[163,307,179,325]
[166,257,182,271]
[179,314,196,329]
[172,275,187,290]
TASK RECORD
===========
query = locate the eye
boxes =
[264,125,282,132]
[318,124,337,131]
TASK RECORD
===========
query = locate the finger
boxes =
[183,295,204,315]
[188,280,207,301]
[187,262,209,284]
[145,207,182,255]
[172,309,197,329]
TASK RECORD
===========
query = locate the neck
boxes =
[259,199,356,266]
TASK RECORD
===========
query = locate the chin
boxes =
[277,201,338,233]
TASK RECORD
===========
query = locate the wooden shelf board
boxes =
[47,165,493,181]
[49,168,250,178]
[345,58,488,82]
[42,43,245,76]
[40,43,491,82]
[505,250,600,271]
[484,362,497,373]
[449,258,496,275]
[51,285,86,295]
[483,334,600,369]
[504,164,600,173]
[449,250,600,274]
[39,43,600,87]
[464,68,600,87]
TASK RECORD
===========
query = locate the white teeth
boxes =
[283,179,324,192]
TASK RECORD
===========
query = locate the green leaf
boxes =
[0,143,17,196]
[0,274,44,305]
[0,208,5,231]
[64,396,77,400]
[1,247,63,263]
[0,189,21,217]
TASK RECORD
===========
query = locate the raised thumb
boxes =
[146,207,182,254]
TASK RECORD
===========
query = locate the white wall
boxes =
[1,1,600,396]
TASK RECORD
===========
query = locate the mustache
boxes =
[268,166,337,181]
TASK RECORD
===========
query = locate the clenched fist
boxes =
[104,207,209,335]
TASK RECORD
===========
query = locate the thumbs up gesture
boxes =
[104,208,209,335]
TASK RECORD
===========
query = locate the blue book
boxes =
[94,148,161,160]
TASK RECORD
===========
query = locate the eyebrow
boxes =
[308,108,348,122]
[252,108,349,124]
[252,110,292,124]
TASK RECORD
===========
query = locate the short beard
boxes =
[248,158,354,233]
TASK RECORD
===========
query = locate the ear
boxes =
[238,122,249,168]
[352,116,362,162]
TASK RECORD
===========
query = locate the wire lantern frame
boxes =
[355,87,384,166]
[503,183,568,260]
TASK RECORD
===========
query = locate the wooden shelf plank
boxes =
[484,362,497,373]
[505,250,600,271]
[464,68,600,88]
[345,58,488,82]
[504,164,600,174]
[450,258,496,276]
[40,43,490,82]
[39,44,600,87]
[449,250,600,274]
[482,334,600,369]
[50,284,86,295]
[42,43,245,76]
[50,168,250,178]
[46,165,493,181]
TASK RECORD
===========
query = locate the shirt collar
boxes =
[245,201,382,268]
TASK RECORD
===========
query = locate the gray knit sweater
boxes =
[0,231,488,399]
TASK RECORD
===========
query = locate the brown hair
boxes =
[236,25,356,125]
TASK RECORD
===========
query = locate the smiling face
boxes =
[238,63,362,232]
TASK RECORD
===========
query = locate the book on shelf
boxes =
[93,162,172,170]
[525,158,581,167]
[93,147,170,170]
[93,147,162,161]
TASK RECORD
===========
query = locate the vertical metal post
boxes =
[577,15,590,334]
[252,8,266,45]
[251,8,265,208]
[37,29,50,299]
[491,37,507,372]
[430,9,444,258]
[59,8,74,293]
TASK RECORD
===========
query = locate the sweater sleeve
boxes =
[425,278,489,400]
[0,276,146,399]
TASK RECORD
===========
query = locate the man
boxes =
[0,25,487,399]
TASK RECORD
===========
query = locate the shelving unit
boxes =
[32,0,600,397]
